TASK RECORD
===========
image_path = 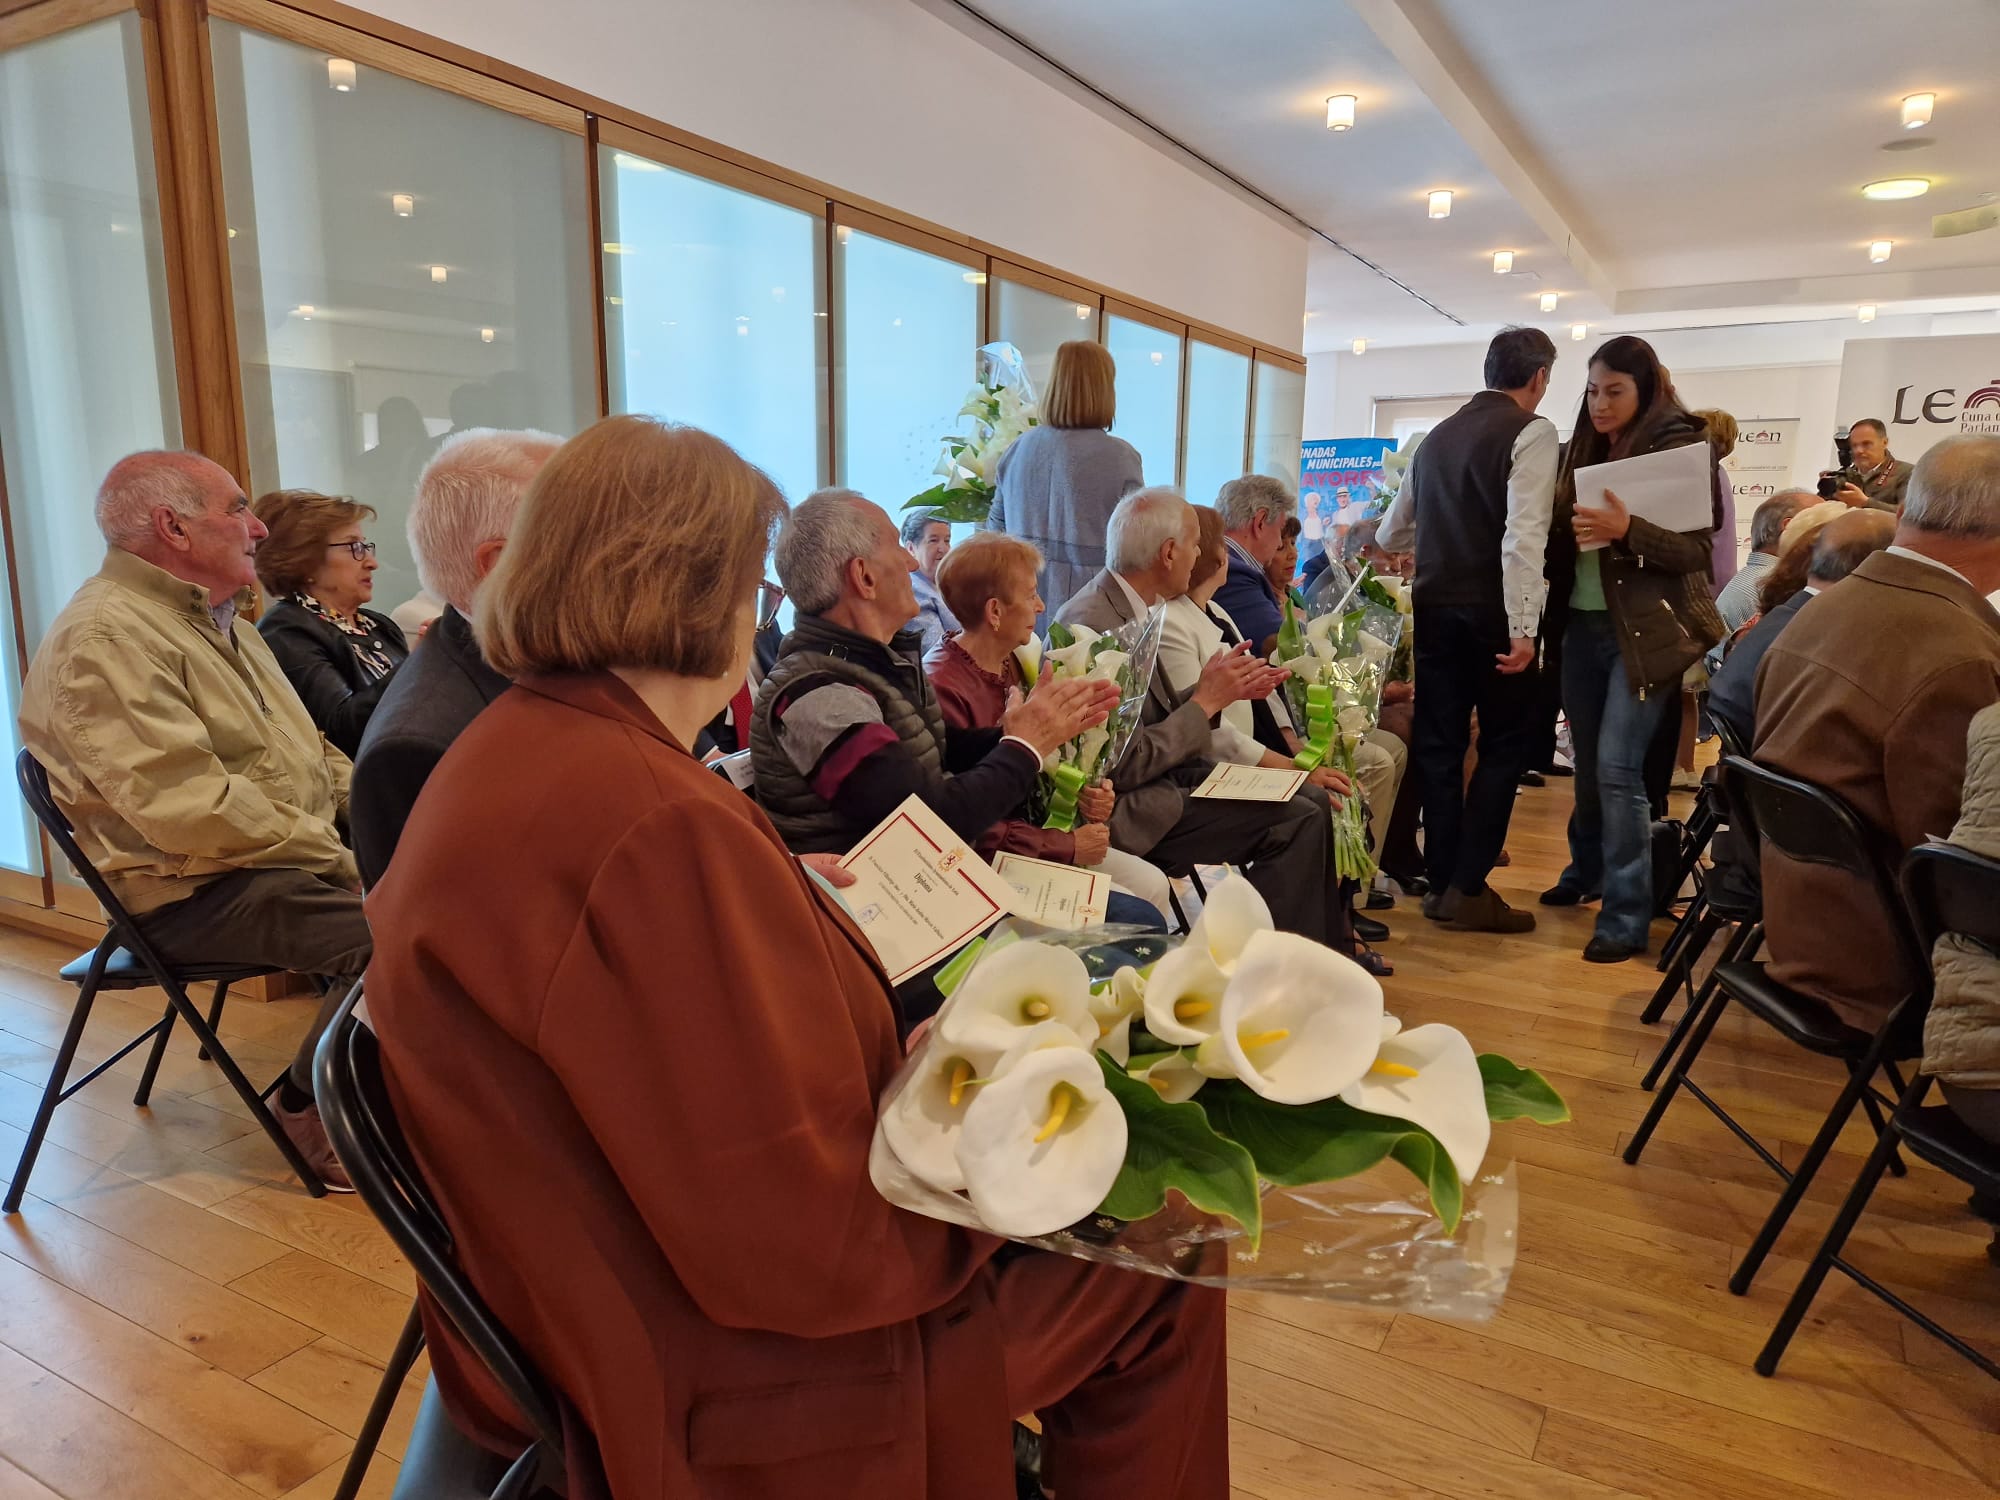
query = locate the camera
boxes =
[1816,474,1841,500]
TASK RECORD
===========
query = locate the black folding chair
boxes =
[4,751,325,1213]
[1624,756,1926,1297]
[1650,715,1749,986]
[1757,842,2000,1381]
[314,984,568,1500]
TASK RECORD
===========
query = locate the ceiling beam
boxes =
[1618,263,2000,317]
[1347,0,1619,308]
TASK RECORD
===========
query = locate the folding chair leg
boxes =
[196,979,227,1063]
[1624,985,1731,1166]
[1640,916,1754,1091]
[5,965,105,1214]
[1755,1105,1906,1376]
[1729,1039,1889,1296]
[1188,868,1208,903]
[1642,904,1716,1024]
[171,987,326,1198]
[1655,885,1709,976]
[131,999,178,1108]
[334,1299,427,1500]
[1853,1075,1909,1179]
[1166,885,1190,935]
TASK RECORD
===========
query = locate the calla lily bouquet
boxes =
[904,342,1040,525]
[1015,606,1166,832]
[871,878,1568,1290]
[1273,565,1406,881]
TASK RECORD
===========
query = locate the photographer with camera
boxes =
[1819,418,1913,511]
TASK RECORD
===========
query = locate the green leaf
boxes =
[1478,1054,1572,1125]
[1047,621,1076,649]
[1198,1081,1465,1232]
[931,937,986,1001]
[1095,1056,1263,1245]
[903,483,991,524]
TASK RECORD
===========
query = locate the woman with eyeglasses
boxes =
[252,490,410,756]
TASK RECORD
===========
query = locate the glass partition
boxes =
[834,227,980,518]
[1251,358,1307,490]
[0,13,181,876]
[212,24,597,616]
[600,148,826,505]
[1181,341,1251,507]
[993,276,1097,402]
[1105,313,1183,486]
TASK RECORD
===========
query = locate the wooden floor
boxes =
[0,776,1994,1498]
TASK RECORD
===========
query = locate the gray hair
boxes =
[1749,491,1811,553]
[899,507,948,547]
[94,450,216,548]
[1900,436,2000,540]
[1107,486,1193,575]
[410,428,562,611]
[1214,473,1296,533]
[775,488,883,613]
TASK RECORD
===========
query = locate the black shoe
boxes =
[1353,946,1395,978]
[1518,769,1546,788]
[1353,913,1391,943]
[1365,887,1395,911]
[1421,889,1458,922]
[1385,871,1430,897]
[1540,883,1600,907]
[1583,936,1643,964]
[1544,763,1576,778]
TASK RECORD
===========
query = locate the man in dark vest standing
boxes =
[1376,326,1559,933]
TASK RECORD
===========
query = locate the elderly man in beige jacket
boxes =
[19,450,367,1189]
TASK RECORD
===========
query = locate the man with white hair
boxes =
[350,428,561,886]
[1058,487,1368,963]
[1210,473,1297,653]
[20,450,366,1189]
[752,489,1117,864]
[1756,435,2000,1031]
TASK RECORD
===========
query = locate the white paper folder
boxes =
[1573,441,1713,551]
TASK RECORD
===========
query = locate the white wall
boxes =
[1305,314,1987,487]
[348,0,1309,350]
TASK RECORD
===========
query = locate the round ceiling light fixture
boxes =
[1861,177,1930,200]
[1427,190,1452,219]
[1570,323,1587,341]
[1326,95,1355,132]
[1901,92,1934,130]
[1869,240,1892,263]
[1492,250,1513,274]
[1858,305,1878,323]
[1540,292,1560,313]
[1351,338,1367,355]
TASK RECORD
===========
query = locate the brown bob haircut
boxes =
[936,532,1042,627]
[1043,341,1118,430]
[251,490,374,597]
[475,415,785,679]
[1186,505,1228,593]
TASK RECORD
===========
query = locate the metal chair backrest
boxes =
[1722,754,1934,1031]
[313,985,568,1480]
[18,749,172,969]
[1713,714,1750,763]
[1902,841,2000,956]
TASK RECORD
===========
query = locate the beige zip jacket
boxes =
[19,549,356,914]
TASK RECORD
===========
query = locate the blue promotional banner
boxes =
[1298,437,1397,574]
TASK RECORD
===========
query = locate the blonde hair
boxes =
[475,416,784,679]
[936,532,1042,627]
[411,428,563,611]
[1044,341,1117,430]
[1694,408,1739,460]
[1186,506,1228,593]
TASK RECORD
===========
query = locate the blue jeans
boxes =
[1561,611,1674,949]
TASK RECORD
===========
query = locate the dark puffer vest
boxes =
[749,615,947,853]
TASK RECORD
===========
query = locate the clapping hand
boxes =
[1003,674,1121,757]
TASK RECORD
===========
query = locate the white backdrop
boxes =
[1834,333,2000,461]
[1722,418,1801,562]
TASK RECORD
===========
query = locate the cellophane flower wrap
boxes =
[870,878,1569,1317]
[1015,604,1167,832]
[1273,564,1407,881]
[903,342,1040,525]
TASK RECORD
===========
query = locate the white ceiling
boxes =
[951,0,2000,352]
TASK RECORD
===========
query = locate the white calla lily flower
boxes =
[1141,941,1228,1045]
[1202,929,1385,1104]
[879,1043,990,1193]
[1340,1022,1491,1181]
[1127,1048,1205,1103]
[956,1047,1126,1235]
[1097,1010,1134,1066]
[1088,965,1146,1028]
[1088,649,1129,684]
[1045,642,1093,678]
[1013,635,1042,688]
[936,941,1095,1058]
[1193,876,1274,974]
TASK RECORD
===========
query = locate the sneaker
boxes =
[1540,883,1600,907]
[270,1097,355,1193]
[1443,886,1536,934]
[1421,888,1459,922]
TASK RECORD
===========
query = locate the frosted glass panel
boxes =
[1252,360,1307,488]
[601,148,826,505]
[835,229,979,514]
[213,24,597,617]
[1105,314,1182,487]
[0,14,180,875]
[993,278,1095,402]
[1182,341,1250,508]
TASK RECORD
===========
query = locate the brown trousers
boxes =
[134,867,371,1091]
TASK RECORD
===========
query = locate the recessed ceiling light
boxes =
[326,58,355,92]
[1901,92,1934,130]
[836,226,852,245]
[1570,323,1587,341]
[296,304,315,320]
[1325,94,1355,132]
[962,271,987,285]
[1150,351,1164,365]
[1492,251,1513,274]
[611,152,665,173]
[1540,292,1560,313]
[602,242,630,254]
[391,193,413,217]
[1869,240,1893,263]
[430,265,446,284]
[1858,305,1877,322]
[1076,304,1092,320]
[1351,338,1367,355]
[1427,190,1452,219]
[480,327,495,342]
[1862,177,1930,200]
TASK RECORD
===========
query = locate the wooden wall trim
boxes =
[1103,297,1186,339]
[1253,348,1308,377]
[597,119,827,218]
[0,0,127,50]
[1190,330,1255,359]
[583,114,610,420]
[989,258,1098,309]
[830,204,982,268]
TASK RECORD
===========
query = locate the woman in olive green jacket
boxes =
[1541,337,1723,962]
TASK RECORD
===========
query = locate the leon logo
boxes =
[1963,381,2000,437]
